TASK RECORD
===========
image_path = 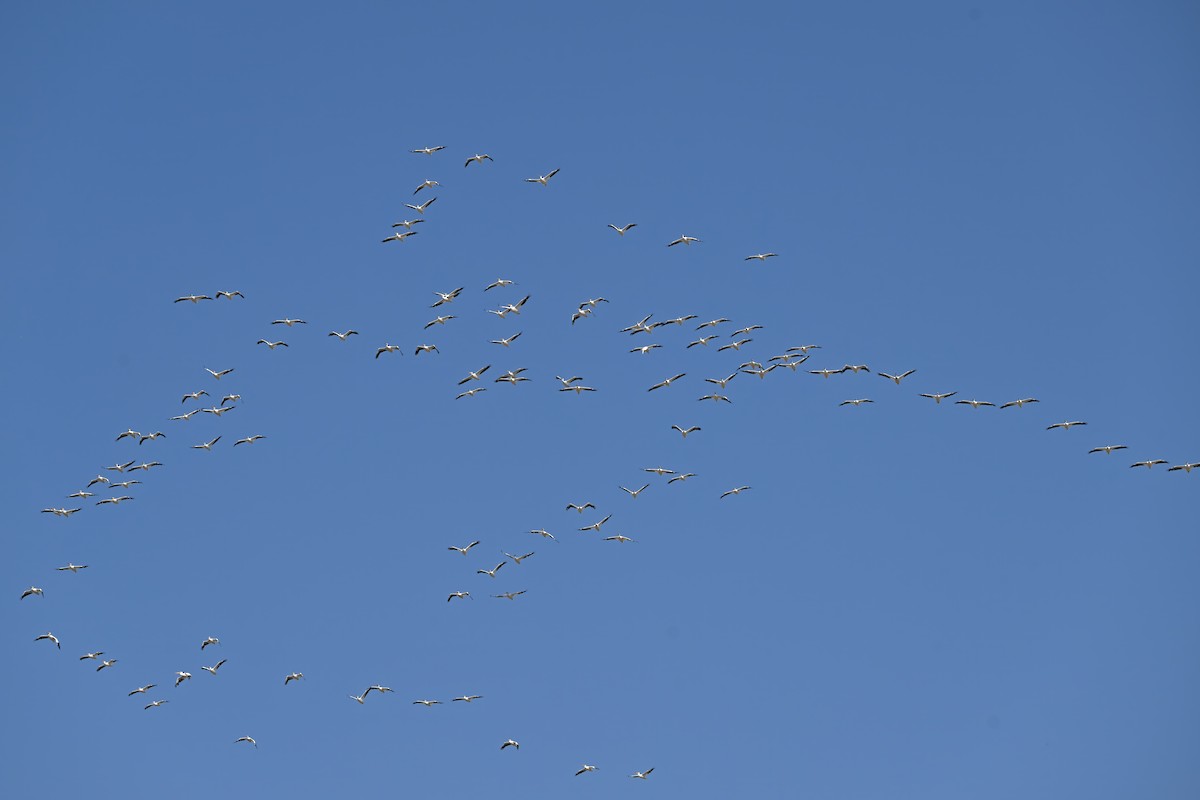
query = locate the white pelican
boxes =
[201,637,220,649]
[608,223,638,235]
[621,314,655,334]
[328,330,360,340]
[1088,445,1128,455]
[668,472,696,484]
[644,467,675,476]
[391,219,424,230]
[448,541,481,555]
[456,388,487,399]
[529,528,557,541]
[604,534,636,543]
[205,367,235,380]
[80,652,104,660]
[376,344,402,358]
[500,295,531,315]
[772,358,808,372]
[200,662,225,681]
[96,659,118,672]
[954,399,995,409]
[20,587,44,600]
[130,461,163,471]
[688,335,718,348]
[174,672,192,687]
[696,318,730,330]
[485,278,516,291]
[175,294,212,304]
[452,695,483,702]
[672,425,702,438]
[191,437,221,451]
[745,253,778,261]
[920,392,957,404]
[501,739,520,750]
[116,428,141,442]
[285,673,304,684]
[841,364,871,373]
[414,344,440,356]
[42,507,81,517]
[35,632,61,649]
[565,502,595,513]
[575,765,598,776]
[411,145,445,155]
[489,331,523,347]
[560,384,597,394]
[412,699,442,707]
[809,368,844,379]
[879,370,916,385]
[1046,421,1087,431]
[525,168,560,186]
[571,307,593,324]
[413,179,440,194]
[698,394,732,403]
[57,563,88,572]
[659,314,698,327]
[705,373,739,390]
[717,339,752,352]
[1130,460,1168,469]
[382,230,418,243]
[424,314,456,329]
[667,235,700,247]
[144,700,168,710]
[578,514,613,532]
[1000,398,1039,409]
[349,693,367,704]
[431,287,463,307]
[109,480,142,489]
[1168,463,1199,473]
[447,591,471,602]
[256,339,288,349]
[720,486,752,498]
[649,373,686,391]
[67,490,94,499]
[96,495,134,505]
[839,398,874,407]
[476,562,506,578]
[364,685,393,697]
[503,551,535,564]
[234,435,266,446]
[744,366,777,380]
[464,153,493,167]
[405,197,437,214]
[86,473,110,485]
[272,318,307,327]
[235,736,257,748]
[630,768,655,779]
[215,290,244,299]
[620,483,650,499]
[494,374,531,385]
[630,344,662,355]
[128,684,156,695]
[201,405,234,416]
[493,590,526,600]
[732,324,763,336]
[788,344,822,354]
[106,460,136,473]
[458,365,491,385]
[181,390,209,404]
[138,431,165,444]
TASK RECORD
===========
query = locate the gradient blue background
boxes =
[3,2,1198,798]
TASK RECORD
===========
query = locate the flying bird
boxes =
[205,367,235,380]
[1168,463,1199,473]
[256,340,288,350]
[578,514,613,532]
[464,153,493,167]
[452,694,483,702]
[235,736,257,748]
[501,739,520,750]
[1046,421,1088,431]
[576,765,598,776]
[920,392,957,404]
[425,315,457,329]
[144,700,168,710]
[412,699,443,707]
[954,399,995,409]
[455,388,487,399]
[174,294,212,304]
[415,343,440,355]
[201,637,220,650]
[720,486,752,499]
[20,587,44,600]
[630,768,655,779]
[191,437,221,452]
[667,235,701,247]
[668,472,697,484]
[525,168,560,186]
[476,562,506,578]
[391,219,423,230]
[603,534,636,543]
[1089,445,1129,455]
[448,541,481,555]
[503,551,536,564]
[458,365,491,385]
[745,253,778,261]
[382,230,418,243]
[328,330,360,340]
[447,592,472,602]
[648,373,686,391]
[608,223,638,235]
[1000,398,1040,409]
[1130,460,1168,469]
[565,502,595,513]
[839,398,875,407]
[491,332,524,347]
[376,344,403,358]
[413,179,440,194]
[95,495,134,505]
[620,483,650,499]
[431,287,463,307]
[485,278,516,291]
[878,370,916,385]
[35,632,61,649]
[405,197,437,214]
[234,435,266,446]
[493,590,527,600]
[272,318,307,327]
[411,145,445,155]
[174,672,192,687]
[57,563,88,573]
[96,659,119,672]
[128,684,156,695]
[284,673,304,684]
[672,425,702,438]
[215,290,244,299]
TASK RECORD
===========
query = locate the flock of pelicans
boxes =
[24,145,1194,782]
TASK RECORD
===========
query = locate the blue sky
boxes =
[3,1,1198,797]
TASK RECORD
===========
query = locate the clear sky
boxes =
[2,2,1198,798]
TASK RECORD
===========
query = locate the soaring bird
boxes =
[565,502,595,513]
[376,344,403,359]
[1168,463,1199,473]
[1130,460,1168,469]
[328,330,360,340]
[672,425,702,438]
[235,736,257,748]
[688,335,718,348]
[256,340,288,350]
[525,168,560,186]
[364,685,393,697]
[560,384,597,394]
[431,287,464,307]
[284,673,304,685]
[1046,421,1088,431]
[215,290,244,299]
[458,365,491,385]
[1088,445,1128,455]
[205,367,235,380]
[128,684,156,695]
[698,394,732,403]
[706,373,739,390]
[503,551,536,565]
[272,318,307,327]
[575,765,598,776]
[109,480,141,489]
[476,562,506,578]
[234,435,266,446]
[448,541,481,555]
[745,253,778,261]
[425,314,456,329]
[920,392,957,404]
[57,563,88,573]
[603,535,636,543]
[452,695,483,702]
[630,344,663,355]
[493,590,526,600]
[181,390,209,404]
[35,632,61,649]
[391,219,423,230]
[42,507,81,517]
[405,197,437,214]
[447,592,472,602]
[115,428,141,442]
[608,223,638,235]
[1000,397,1040,409]
[413,179,440,194]
[667,235,701,247]
[80,652,105,660]
[96,659,119,672]
[578,514,613,532]
[144,700,169,710]
[67,491,94,499]
[620,483,650,499]
[20,587,44,600]
[878,370,916,385]
[138,431,166,445]
[95,495,135,505]
[717,339,752,353]
[174,294,212,304]
[696,318,730,330]
[720,486,752,499]
[485,278,516,291]
[414,344,440,356]
[501,739,520,750]
[382,230,418,243]
[174,672,192,686]
[412,699,443,706]
[191,437,221,452]
[201,637,220,650]
[649,373,686,392]
[411,145,445,155]
[630,768,655,779]
[455,388,487,399]
[954,399,995,409]
[668,472,697,484]
[529,528,557,541]
[839,398,875,407]
[106,460,136,473]
[464,153,493,167]
[644,467,675,476]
